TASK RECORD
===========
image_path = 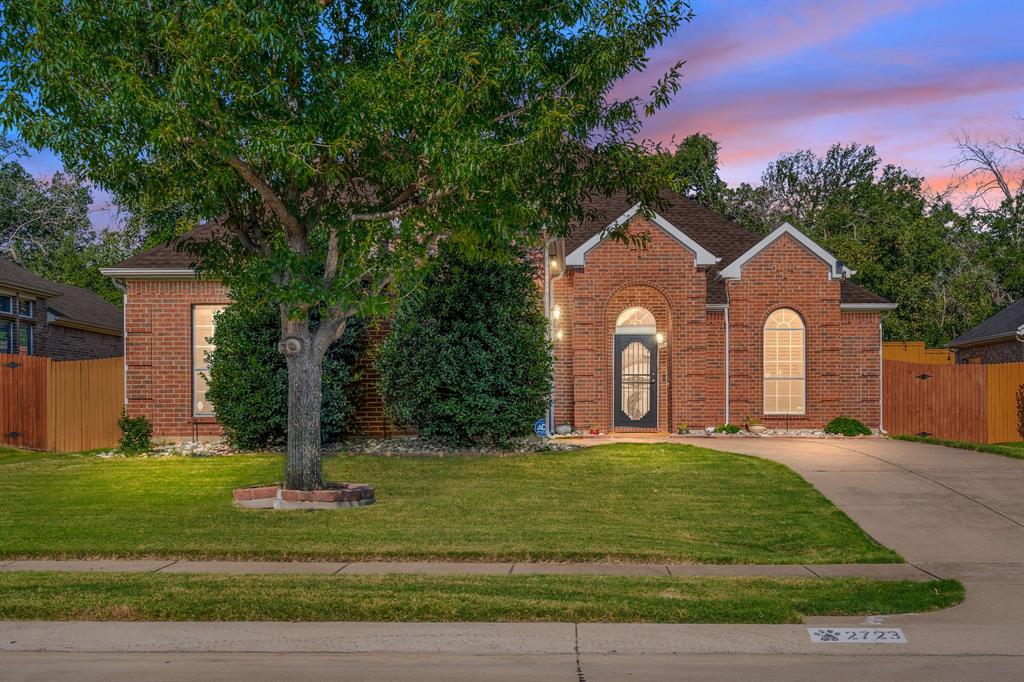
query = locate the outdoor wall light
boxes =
[552,305,561,320]
[549,256,559,272]
[556,329,564,341]
[655,331,666,346]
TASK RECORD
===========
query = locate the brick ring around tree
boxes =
[232,483,375,510]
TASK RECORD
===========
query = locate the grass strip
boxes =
[893,435,1024,461]
[0,444,900,564]
[0,572,962,624]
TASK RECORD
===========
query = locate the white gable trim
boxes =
[564,203,719,267]
[719,222,855,280]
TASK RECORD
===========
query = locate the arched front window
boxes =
[615,307,656,334]
[763,308,805,415]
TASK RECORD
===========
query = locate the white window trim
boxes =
[720,222,855,281]
[192,304,223,417]
[565,203,720,267]
[763,308,807,416]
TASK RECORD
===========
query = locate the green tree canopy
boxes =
[1,1,693,488]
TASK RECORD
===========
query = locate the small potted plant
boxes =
[677,422,688,435]
[747,416,766,434]
[589,423,600,435]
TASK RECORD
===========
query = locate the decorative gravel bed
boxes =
[328,435,580,456]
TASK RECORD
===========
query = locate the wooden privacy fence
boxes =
[882,341,955,365]
[0,353,123,452]
[884,360,1024,444]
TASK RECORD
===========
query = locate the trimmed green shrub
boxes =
[714,424,741,434]
[118,413,152,452]
[824,416,872,437]
[377,246,552,446]
[205,302,364,449]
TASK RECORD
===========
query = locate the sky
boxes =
[14,0,1024,228]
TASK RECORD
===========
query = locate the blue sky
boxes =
[13,0,1024,228]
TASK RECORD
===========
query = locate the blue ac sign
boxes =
[533,418,548,438]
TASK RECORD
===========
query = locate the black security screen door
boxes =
[614,334,658,428]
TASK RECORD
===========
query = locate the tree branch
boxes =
[349,185,455,222]
[225,157,307,249]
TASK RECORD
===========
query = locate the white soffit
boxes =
[719,222,855,280]
[564,203,720,267]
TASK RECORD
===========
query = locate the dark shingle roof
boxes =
[840,280,891,305]
[112,192,892,308]
[47,282,123,334]
[948,298,1024,348]
[110,222,223,269]
[0,256,61,296]
[0,256,121,334]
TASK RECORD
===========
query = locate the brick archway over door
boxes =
[602,285,671,432]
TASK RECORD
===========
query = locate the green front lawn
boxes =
[0,443,899,564]
[0,572,962,624]
[893,435,1024,460]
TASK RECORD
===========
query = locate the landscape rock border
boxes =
[233,483,375,510]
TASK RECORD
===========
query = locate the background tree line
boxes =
[665,117,1023,346]
[5,119,1021,347]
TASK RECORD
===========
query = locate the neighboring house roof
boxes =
[0,256,61,297]
[947,298,1024,348]
[0,256,122,335]
[46,282,123,335]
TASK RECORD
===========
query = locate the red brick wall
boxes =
[125,229,882,439]
[725,233,881,429]
[124,279,402,440]
[554,217,710,433]
[125,279,231,439]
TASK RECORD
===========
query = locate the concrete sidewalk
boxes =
[0,558,943,580]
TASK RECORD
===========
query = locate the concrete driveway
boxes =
[665,436,1024,567]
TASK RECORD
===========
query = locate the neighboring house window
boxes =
[18,324,34,356]
[192,305,225,416]
[763,308,805,415]
[0,295,11,314]
[1,321,11,353]
[19,299,34,318]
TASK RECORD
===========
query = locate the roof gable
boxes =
[719,222,854,280]
[564,203,720,267]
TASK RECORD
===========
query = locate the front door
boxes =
[614,334,658,428]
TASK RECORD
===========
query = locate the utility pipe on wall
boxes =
[724,306,730,426]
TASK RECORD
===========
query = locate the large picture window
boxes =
[192,305,225,416]
[18,324,33,355]
[763,308,805,415]
[1,321,11,353]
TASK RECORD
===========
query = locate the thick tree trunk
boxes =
[282,333,325,491]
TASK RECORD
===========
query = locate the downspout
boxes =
[109,278,129,413]
[878,320,885,434]
[724,306,730,426]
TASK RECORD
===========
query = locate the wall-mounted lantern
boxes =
[555,329,564,341]
[552,305,561,320]
[655,331,666,347]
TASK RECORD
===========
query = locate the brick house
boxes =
[947,297,1024,365]
[102,190,894,441]
[0,256,123,360]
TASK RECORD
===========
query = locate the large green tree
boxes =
[1,1,692,489]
